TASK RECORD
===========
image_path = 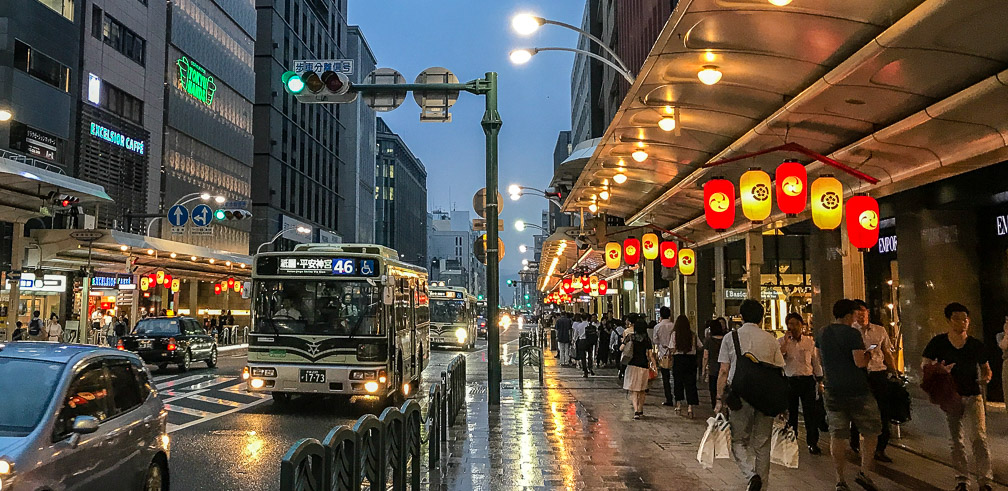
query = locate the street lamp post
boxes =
[511,13,632,74]
[255,225,311,254]
[510,47,635,84]
[514,220,546,233]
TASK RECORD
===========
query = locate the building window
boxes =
[100,83,144,125]
[33,0,74,21]
[100,14,146,66]
[13,40,70,92]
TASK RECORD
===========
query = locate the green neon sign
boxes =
[177,56,217,106]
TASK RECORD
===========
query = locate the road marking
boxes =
[186,394,245,407]
[167,398,269,433]
[159,376,270,433]
[164,403,215,418]
[154,373,214,388]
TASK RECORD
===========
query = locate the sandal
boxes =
[687,406,694,419]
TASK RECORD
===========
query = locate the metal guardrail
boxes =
[280,354,467,491]
[518,329,544,389]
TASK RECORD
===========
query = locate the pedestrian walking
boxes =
[996,315,1008,414]
[114,315,128,340]
[46,313,63,342]
[11,321,25,341]
[623,318,654,420]
[597,316,611,368]
[701,319,725,410]
[672,314,701,418]
[618,314,638,379]
[922,302,993,491]
[572,314,590,377]
[27,310,43,340]
[653,307,676,407]
[610,319,623,366]
[816,299,880,491]
[779,313,824,455]
[849,299,898,462]
[716,300,785,491]
[584,315,598,375]
[555,312,573,366]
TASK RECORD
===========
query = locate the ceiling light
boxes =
[170,252,177,258]
[632,149,648,162]
[191,256,198,261]
[599,190,610,200]
[119,245,128,251]
[239,263,246,268]
[613,172,628,184]
[511,13,542,35]
[209,258,215,264]
[768,0,792,5]
[509,49,533,65]
[226,261,232,267]
[588,203,598,213]
[214,196,226,204]
[199,193,211,200]
[146,249,154,255]
[658,117,676,131]
[704,51,716,62]
[698,66,723,85]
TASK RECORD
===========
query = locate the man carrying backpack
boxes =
[715,300,785,491]
[27,310,43,340]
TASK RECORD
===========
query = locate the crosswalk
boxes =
[152,372,269,433]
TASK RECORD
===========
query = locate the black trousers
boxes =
[660,367,673,403]
[708,371,719,410]
[787,375,820,447]
[851,370,891,453]
[672,354,699,405]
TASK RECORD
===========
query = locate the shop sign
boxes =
[997,215,1008,237]
[724,288,786,301]
[4,273,67,293]
[877,236,897,254]
[91,273,134,289]
[9,121,61,162]
[90,122,145,155]
[177,56,217,106]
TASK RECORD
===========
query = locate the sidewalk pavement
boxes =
[436,347,1005,490]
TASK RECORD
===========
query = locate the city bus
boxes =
[245,243,429,404]
[428,285,476,349]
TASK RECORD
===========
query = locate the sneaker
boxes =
[633,413,640,420]
[854,472,878,491]
[747,475,762,491]
[808,445,822,455]
[873,452,892,463]
[662,401,674,406]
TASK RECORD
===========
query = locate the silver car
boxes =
[0,342,169,490]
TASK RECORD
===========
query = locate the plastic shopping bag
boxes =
[770,420,799,469]
[697,414,732,469]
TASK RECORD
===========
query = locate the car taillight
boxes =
[166,338,177,351]
[116,339,125,350]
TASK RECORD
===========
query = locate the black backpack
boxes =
[27,318,42,336]
[724,330,788,416]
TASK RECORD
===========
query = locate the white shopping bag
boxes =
[770,421,799,469]
[697,414,732,469]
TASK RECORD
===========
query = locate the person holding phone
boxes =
[850,299,899,462]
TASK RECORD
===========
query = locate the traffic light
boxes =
[47,191,79,208]
[282,67,353,103]
[506,279,513,286]
[524,294,530,300]
[477,295,484,301]
[215,209,252,221]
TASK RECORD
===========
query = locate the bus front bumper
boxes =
[244,363,389,396]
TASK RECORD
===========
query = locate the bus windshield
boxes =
[253,280,382,336]
[431,299,466,324]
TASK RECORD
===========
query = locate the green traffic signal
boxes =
[477,295,484,300]
[524,294,529,300]
[506,280,513,286]
[214,209,226,220]
[282,71,305,94]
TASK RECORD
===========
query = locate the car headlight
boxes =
[455,328,467,341]
[251,367,276,377]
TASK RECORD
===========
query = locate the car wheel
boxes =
[143,458,169,491]
[157,363,169,371]
[179,350,192,371]
[206,347,218,368]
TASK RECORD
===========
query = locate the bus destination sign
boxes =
[275,257,378,277]
[430,291,463,299]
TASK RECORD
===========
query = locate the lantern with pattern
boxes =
[775,160,807,216]
[598,279,608,295]
[140,276,150,291]
[845,195,880,251]
[740,168,772,224]
[679,248,696,276]
[623,238,641,266]
[590,276,599,296]
[562,277,574,294]
[155,270,165,285]
[571,276,583,290]
[811,175,843,230]
[605,242,622,269]
[641,233,659,260]
[704,178,736,231]
[659,241,678,268]
[170,278,180,293]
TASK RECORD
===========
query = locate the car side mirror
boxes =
[71,415,99,434]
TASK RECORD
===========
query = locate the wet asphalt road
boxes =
[159,334,509,491]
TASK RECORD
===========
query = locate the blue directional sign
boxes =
[167,205,189,227]
[191,204,213,227]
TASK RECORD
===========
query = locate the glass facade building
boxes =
[375,117,427,267]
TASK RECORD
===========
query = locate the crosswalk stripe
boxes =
[167,398,269,433]
[155,374,215,390]
[163,403,215,418]
[186,394,245,407]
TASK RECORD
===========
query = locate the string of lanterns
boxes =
[140,270,180,293]
[703,160,880,250]
[604,233,696,276]
[214,277,243,295]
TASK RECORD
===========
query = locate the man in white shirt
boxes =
[716,300,785,491]
[652,307,676,406]
[571,314,589,377]
[850,299,898,462]
[779,313,824,455]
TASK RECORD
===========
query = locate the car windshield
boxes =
[431,299,466,324]
[253,280,382,336]
[132,318,181,336]
[0,358,65,436]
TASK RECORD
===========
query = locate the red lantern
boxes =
[598,279,608,295]
[775,160,807,216]
[214,284,222,295]
[227,277,235,287]
[659,241,678,268]
[845,195,880,250]
[704,178,735,230]
[562,277,573,294]
[163,274,172,287]
[623,238,641,266]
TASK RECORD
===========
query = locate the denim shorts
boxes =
[824,392,881,437]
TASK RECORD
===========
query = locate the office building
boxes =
[252,0,348,252]
[428,209,486,297]
[375,117,426,266]
[570,1,603,147]
[549,130,573,232]
[341,25,377,243]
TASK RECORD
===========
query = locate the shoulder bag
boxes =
[725,330,788,416]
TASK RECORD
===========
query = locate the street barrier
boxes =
[279,354,466,491]
[518,329,544,389]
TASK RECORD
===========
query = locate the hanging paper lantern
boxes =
[214,284,222,295]
[148,273,157,285]
[623,238,641,266]
[704,178,736,231]
[562,277,573,294]
[163,274,172,288]
[170,278,180,293]
[598,279,608,295]
[811,175,843,230]
[641,233,659,260]
[582,275,591,294]
[845,195,880,250]
[234,280,242,293]
[571,276,583,290]
[605,242,622,269]
[775,160,807,216]
[679,248,696,276]
[659,241,678,268]
[740,168,772,224]
[227,277,235,287]
[156,270,166,285]
[140,276,150,291]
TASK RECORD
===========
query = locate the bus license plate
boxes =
[299,369,326,383]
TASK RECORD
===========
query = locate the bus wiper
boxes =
[348,302,378,339]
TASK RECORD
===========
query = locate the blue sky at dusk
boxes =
[349,1,586,291]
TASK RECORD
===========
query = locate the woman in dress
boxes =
[623,319,654,419]
[46,313,63,342]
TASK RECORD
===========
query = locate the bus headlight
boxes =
[455,328,467,342]
[364,381,379,393]
[250,378,265,389]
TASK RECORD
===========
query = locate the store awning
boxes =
[564,0,1008,247]
[0,153,112,222]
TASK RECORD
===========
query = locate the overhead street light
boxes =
[0,109,12,122]
[256,225,312,254]
[514,220,545,232]
[510,13,632,74]
[509,47,635,85]
[519,244,528,254]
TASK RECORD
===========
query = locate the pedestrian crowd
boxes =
[545,296,998,491]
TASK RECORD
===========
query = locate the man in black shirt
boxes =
[922,302,993,491]
[554,312,573,366]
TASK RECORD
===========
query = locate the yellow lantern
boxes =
[572,276,583,289]
[233,280,241,293]
[604,242,622,269]
[740,168,772,224]
[811,175,843,230]
[170,278,180,293]
[590,276,600,296]
[679,248,696,276]
[140,276,150,291]
[155,270,166,285]
[641,233,659,260]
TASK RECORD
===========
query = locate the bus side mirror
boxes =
[383,286,394,306]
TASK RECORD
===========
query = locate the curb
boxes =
[218,344,248,353]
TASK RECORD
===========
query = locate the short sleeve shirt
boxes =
[855,323,893,372]
[718,323,785,382]
[628,332,653,368]
[922,334,988,396]
[816,323,870,397]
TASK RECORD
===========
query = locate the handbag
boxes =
[697,414,732,469]
[727,330,789,416]
[657,346,674,369]
[770,420,799,468]
[620,334,635,365]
